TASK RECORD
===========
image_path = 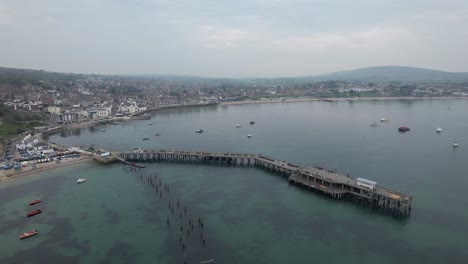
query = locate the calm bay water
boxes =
[2,99,468,263]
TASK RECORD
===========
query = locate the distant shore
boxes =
[219,96,467,106]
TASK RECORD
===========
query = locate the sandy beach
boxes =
[0,156,93,183]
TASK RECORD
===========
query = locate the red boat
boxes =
[398,126,410,132]
[27,209,42,217]
[29,199,42,206]
[19,230,39,240]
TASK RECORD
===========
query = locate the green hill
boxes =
[314,66,468,83]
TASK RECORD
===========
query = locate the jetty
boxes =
[101,149,412,217]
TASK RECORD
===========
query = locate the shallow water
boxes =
[2,99,468,263]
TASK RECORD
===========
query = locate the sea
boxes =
[1,99,467,264]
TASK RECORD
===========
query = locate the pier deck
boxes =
[110,149,411,217]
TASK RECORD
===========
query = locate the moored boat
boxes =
[380,118,389,122]
[370,122,378,127]
[247,134,252,138]
[195,129,204,133]
[29,199,42,206]
[27,209,42,217]
[77,178,87,184]
[236,123,242,128]
[19,230,39,240]
[142,137,151,140]
[453,141,459,148]
[398,126,410,132]
[436,127,442,133]
[250,121,255,125]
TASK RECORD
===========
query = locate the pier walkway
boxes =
[109,149,411,217]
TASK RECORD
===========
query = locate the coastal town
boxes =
[1,66,468,178]
[1,67,468,130]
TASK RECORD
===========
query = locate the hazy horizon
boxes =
[1,0,467,78]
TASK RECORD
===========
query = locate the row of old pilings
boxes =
[124,165,215,264]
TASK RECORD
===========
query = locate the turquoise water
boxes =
[2,99,468,263]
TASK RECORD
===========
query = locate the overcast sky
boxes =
[0,0,467,77]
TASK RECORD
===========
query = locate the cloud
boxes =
[198,26,249,48]
[270,26,414,54]
[0,4,14,25]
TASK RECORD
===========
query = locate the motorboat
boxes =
[236,124,242,128]
[27,209,42,217]
[29,199,42,206]
[453,141,459,148]
[195,129,204,133]
[380,118,389,122]
[247,134,252,138]
[77,178,87,184]
[100,129,106,132]
[142,137,151,140]
[370,122,378,127]
[398,126,410,132]
[250,121,255,125]
[19,230,39,240]
[436,128,442,133]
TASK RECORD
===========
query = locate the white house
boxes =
[48,106,61,114]
[118,100,140,114]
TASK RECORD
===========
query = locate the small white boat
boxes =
[100,129,106,132]
[453,142,459,148]
[247,134,252,138]
[236,124,242,128]
[370,122,378,127]
[380,118,388,122]
[77,178,87,184]
[436,128,442,133]
[195,129,204,133]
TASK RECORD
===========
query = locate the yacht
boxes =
[236,124,242,128]
[77,178,87,184]
[380,118,388,122]
[453,141,459,148]
[247,134,252,138]
[195,129,204,133]
[436,128,442,133]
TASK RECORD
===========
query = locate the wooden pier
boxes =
[112,149,412,217]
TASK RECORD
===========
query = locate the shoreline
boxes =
[42,96,467,138]
[219,96,467,106]
[0,156,93,183]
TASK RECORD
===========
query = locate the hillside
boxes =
[314,66,468,83]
